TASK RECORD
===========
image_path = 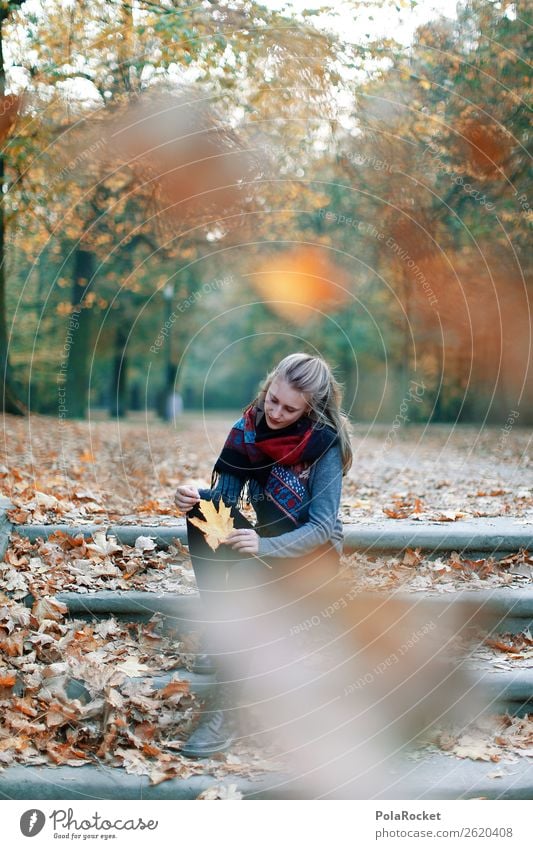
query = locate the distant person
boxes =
[166,391,183,421]
[174,352,353,757]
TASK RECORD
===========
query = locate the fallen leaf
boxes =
[437,511,468,521]
[34,491,60,509]
[402,548,424,567]
[0,674,17,690]
[32,597,68,624]
[115,656,152,678]
[156,679,190,699]
[149,765,184,785]
[115,747,151,776]
[0,632,25,656]
[135,536,157,552]
[451,735,501,762]
[46,742,89,765]
[197,783,244,799]
[87,532,122,557]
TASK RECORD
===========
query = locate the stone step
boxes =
[22,590,201,624]
[1,750,532,799]
[470,668,533,716]
[13,516,533,558]
[384,751,533,801]
[0,762,287,800]
[17,590,533,719]
[413,588,533,634]
[0,496,12,560]
[14,656,533,720]
[22,587,533,635]
[14,642,533,720]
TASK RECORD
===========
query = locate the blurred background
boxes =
[0,0,531,426]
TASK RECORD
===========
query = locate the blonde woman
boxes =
[175,352,352,758]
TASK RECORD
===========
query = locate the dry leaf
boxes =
[34,491,59,509]
[437,511,468,521]
[106,687,126,709]
[135,536,157,552]
[402,548,424,567]
[188,499,235,551]
[87,532,122,557]
[450,734,501,762]
[0,674,17,690]
[46,742,89,766]
[115,656,152,678]
[197,783,244,800]
[150,766,181,786]
[32,597,68,624]
[115,747,151,776]
[156,679,190,699]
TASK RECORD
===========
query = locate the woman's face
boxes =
[264,377,310,429]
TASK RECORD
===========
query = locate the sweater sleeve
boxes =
[198,473,244,506]
[256,443,343,559]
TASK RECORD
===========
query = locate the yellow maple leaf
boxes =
[188,498,235,551]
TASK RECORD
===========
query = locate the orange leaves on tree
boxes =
[249,246,351,324]
[188,498,235,551]
[456,116,512,177]
[0,94,22,143]
[100,91,251,219]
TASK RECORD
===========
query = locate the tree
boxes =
[0,0,28,414]
[3,0,353,418]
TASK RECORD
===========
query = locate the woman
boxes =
[175,352,353,758]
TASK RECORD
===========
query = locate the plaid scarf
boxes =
[211,403,338,526]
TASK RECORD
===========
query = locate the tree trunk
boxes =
[64,247,94,419]
[110,323,128,418]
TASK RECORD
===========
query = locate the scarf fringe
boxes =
[210,469,250,511]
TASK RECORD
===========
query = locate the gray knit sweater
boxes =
[198,442,344,559]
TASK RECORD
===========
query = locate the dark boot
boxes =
[180,683,241,758]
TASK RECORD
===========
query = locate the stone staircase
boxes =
[0,513,532,799]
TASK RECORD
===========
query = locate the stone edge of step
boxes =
[11,517,533,557]
[1,751,533,799]
[0,496,13,561]
[13,669,216,703]
[0,762,288,800]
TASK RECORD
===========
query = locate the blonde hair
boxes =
[253,352,353,475]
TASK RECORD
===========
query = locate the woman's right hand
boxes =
[174,484,201,513]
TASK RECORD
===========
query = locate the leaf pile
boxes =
[466,630,533,673]
[424,713,533,765]
[0,593,282,782]
[1,531,197,598]
[341,547,533,595]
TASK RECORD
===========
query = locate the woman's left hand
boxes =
[224,528,260,555]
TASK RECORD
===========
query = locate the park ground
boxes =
[0,413,532,790]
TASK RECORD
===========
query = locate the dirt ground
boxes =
[1,412,531,525]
